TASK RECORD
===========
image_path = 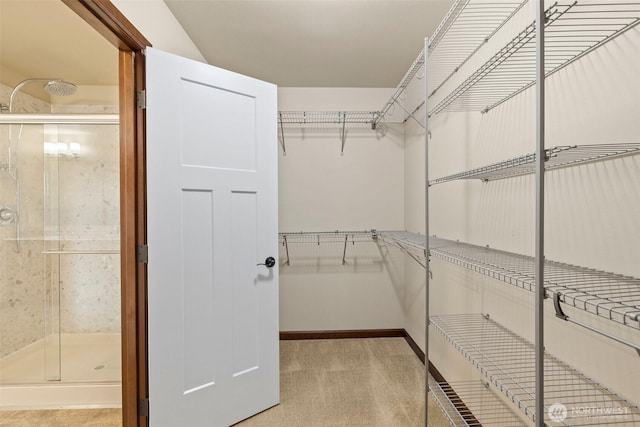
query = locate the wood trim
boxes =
[402,330,426,364]
[280,329,406,340]
[119,49,138,427]
[61,0,150,51]
[134,50,149,427]
[64,2,151,426]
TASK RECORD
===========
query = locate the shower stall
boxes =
[0,81,121,409]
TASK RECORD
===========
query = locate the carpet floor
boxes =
[1,338,449,426]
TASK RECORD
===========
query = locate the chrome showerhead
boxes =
[8,78,77,112]
[44,80,77,97]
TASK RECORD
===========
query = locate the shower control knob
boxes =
[257,257,276,268]
[0,208,15,223]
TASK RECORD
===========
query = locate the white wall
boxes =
[403,0,640,409]
[111,0,206,62]
[278,88,406,331]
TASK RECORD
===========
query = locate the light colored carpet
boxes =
[0,409,121,426]
[237,337,449,427]
[0,338,449,426]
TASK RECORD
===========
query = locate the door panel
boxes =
[147,47,279,427]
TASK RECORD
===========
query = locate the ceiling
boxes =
[0,0,118,93]
[164,0,455,87]
[0,0,455,93]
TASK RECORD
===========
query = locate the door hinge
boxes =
[136,90,146,109]
[137,244,148,264]
[138,397,149,417]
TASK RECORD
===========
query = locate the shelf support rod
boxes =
[282,235,290,266]
[534,1,546,426]
[278,112,286,156]
[423,36,431,427]
[342,234,349,265]
[396,100,425,129]
[340,112,346,156]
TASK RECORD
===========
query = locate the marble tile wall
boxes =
[0,84,120,358]
[1,84,50,358]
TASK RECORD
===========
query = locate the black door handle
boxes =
[257,257,276,268]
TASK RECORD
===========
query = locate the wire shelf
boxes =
[278,230,376,244]
[431,380,528,426]
[374,0,526,127]
[278,230,377,266]
[431,314,640,425]
[430,143,640,184]
[430,237,640,329]
[278,111,379,126]
[428,0,527,100]
[429,2,640,115]
[374,50,425,127]
[377,232,640,329]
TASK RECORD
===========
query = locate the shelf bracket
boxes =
[342,234,349,265]
[340,112,347,156]
[395,100,425,129]
[553,292,569,321]
[282,235,290,266]
[278,112,286,156]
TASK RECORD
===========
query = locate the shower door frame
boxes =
[62,2,150,426]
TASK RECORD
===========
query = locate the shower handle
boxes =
[257,257,276,268]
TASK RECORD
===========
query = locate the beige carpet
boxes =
[1,338,449,426]
[0,409,121,426]
[237,337,449,427]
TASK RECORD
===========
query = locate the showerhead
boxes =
[44,80,77,97]
[8,78,78,112]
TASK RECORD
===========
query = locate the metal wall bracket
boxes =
[340,112,347,156]
[282,235,290,266]
[553,292,569,320]
[278,112,286,155]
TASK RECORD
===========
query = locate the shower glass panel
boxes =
[0,117,120,386]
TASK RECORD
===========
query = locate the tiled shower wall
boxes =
[0,84,119,358]
[1,84,50,357]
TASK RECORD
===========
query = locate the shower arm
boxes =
[9,78,62,112]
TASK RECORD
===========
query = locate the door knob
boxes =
[257,257,276,268]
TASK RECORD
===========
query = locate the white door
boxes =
[146,47,279,427]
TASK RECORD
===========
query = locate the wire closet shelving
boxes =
[277,111,380,155]
[379,231,640,331]
[429,2,640,116]
[429,143,640,184]
[373,0,527,128]
[430,313,640,425]
[278,230,377,266]
[430,380,528,426]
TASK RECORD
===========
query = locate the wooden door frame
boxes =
[62,1,150,426]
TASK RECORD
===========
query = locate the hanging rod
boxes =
[278,230,378,266]
[429,2,640,116]
[0,113,119,124]
[430,143,640,184]
[431,313,640,425]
